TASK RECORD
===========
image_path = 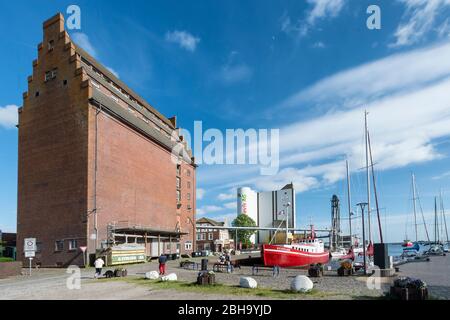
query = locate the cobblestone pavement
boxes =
[395,254,450,300]
[0,255,393,300]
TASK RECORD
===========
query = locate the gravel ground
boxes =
[0,255,391,300]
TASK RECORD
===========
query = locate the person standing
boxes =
[158,254,168,275]
[225,251,232,273]
[94,257,105,278]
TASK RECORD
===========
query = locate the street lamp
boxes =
[356,202,368,275]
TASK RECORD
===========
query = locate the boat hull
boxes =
[262,244,329,267]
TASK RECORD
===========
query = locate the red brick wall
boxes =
[17,14,90,267]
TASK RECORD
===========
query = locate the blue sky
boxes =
[1,0,450,242]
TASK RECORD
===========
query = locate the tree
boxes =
[232,214,256,247]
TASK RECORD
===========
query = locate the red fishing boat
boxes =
[262,226,329,267]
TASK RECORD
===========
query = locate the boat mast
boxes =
[412,173,418,242]
[435,197,438,245]
[365,111,372,244]
[440,190,449,245]
[367,131,383,243]
[413,176,430,244]
[346,160,352,246]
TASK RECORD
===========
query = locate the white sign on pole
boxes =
[25,251,35,258]
[24,238,37,251]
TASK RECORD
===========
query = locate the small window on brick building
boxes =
[68,239,78,251]
[55,240,63,252]
[186,169,191,177]
[187,193,191,201]
[176,190,181,202]
[185,241,192,250]
[208,233,213,240]
[176,165,181,176]
[48,40,54,51]
[187,204,192,210]
[63,79,67,86]
[176,177,181,189]
[35,91,40,97]
[187,181,191,189]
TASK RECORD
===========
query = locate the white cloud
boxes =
[197,188,206,200]
[277,42,450,110]
[165,30,200,52]
[432,171,450,180]
[391,0,450,47]
[223,201,237,210]
[311,41,326,48]
[219,51,252,85]
[196,205,222,216]
[71,32,97,57]
[220,64,252,84]
[306,0,346,25]
[0,105,18,129]
[281,0,346,37]
[198,41,450,194]
[217,192,235,201]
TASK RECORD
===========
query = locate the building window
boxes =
[201,233,206,240]
[185,241,192,250]
[187,193,191,201]
[196,233,201,241]
[208,233,213,240]
[166,243,170,250]
[63,79,67,86]
[45,68,57,82]
[176,190,181,202]
[176,177,181,189]
[187,181,191,189]
[187,204,192,210]
[91,80,100,89]
[176,165,181,176]
[186,169,191,177]
[55,240,63,252]
[68,239,78,251]
[35,91,40,97]
[111,95,119,103]
[48,40,54,51]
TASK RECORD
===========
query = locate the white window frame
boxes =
[208,233,213,240]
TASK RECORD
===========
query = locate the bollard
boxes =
[201,258,208,271]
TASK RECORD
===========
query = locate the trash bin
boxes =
[201,258,208,271]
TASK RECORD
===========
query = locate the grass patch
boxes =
[0,257,14,262]
[109,276,337,299]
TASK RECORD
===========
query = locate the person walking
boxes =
[225,251,232,273]
[158,254,168,275]
[94,257,105,279]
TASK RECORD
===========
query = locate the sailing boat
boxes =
[402,174,420,249]
[425,197,445,256]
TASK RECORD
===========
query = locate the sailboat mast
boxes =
[435,197,438,245]
[365,111,372,244]
[346,160,352,246]
[368,132,383,243]
[412,174,418,242]
[440,190,449,244]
